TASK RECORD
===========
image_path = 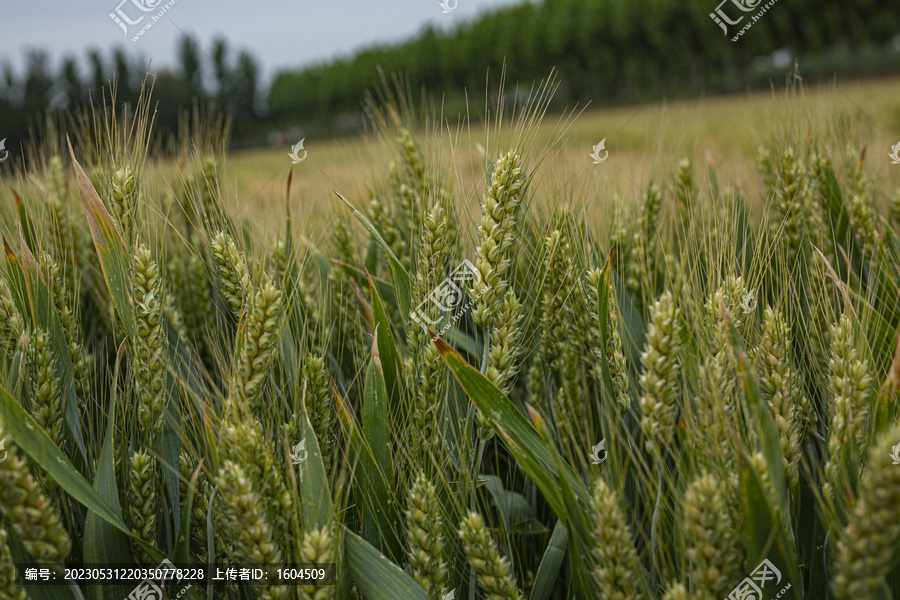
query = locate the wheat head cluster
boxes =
[0,85,898,600]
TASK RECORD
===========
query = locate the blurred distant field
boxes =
[196,75,900,242]
[13,74,899,244]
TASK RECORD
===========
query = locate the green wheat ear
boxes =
[218,418,292,546]
[28,329,65,455]
[0,420,71,564]
[304,353,336,464]
[471,151,526,327]
[0,526,26,600]
[367,194,408,274]
[537,225,587,446]
[847,192,881,258]
[660,582,689,600]
[163,291,190,349]
[824,314,872,503]
[180,456,211,564]
[132,244,166,440]
[755,306,803,487]
[458,511,522,600]
[626,183,663,308]
[46,159,71,264]
[110,164,137,247]
[586,268,630,408]
[412,201,451,454]
[889,188,900,225]
[331,218,358,268]
[299,525,335,600]
[831,422,900,600]
[702,274,750,417]
[485,289,523,396]
[269,238,289,285]
[392,127,427,240]
[674,158,694,210]
[639,290,681,460]
[127,449,158,564]
[590,478,643,600]
[39,254,90,405]
[411,201,450,349]
[406,472,447,600]
[0,276,22,354]
[842,146,881,259]
[396,126,426,194]
[232,275,285,412]
[210,230,251,316]
[682,473,743,600]
[757,147,777,196]
[217,459,288,600]
[174,252,215,364]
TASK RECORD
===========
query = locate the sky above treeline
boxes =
[0,0,524,84]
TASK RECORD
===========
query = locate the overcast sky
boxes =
[0,0,524,84]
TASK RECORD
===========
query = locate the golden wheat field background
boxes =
[208,76,900,235]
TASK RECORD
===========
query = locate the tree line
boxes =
[1,0,899,151]
[268,0,900,126]
[0,36,262,152]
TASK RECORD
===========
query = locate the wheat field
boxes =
[213,75,900,233]
[0,73,897,600]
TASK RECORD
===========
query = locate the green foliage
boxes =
[268,0,900,128]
